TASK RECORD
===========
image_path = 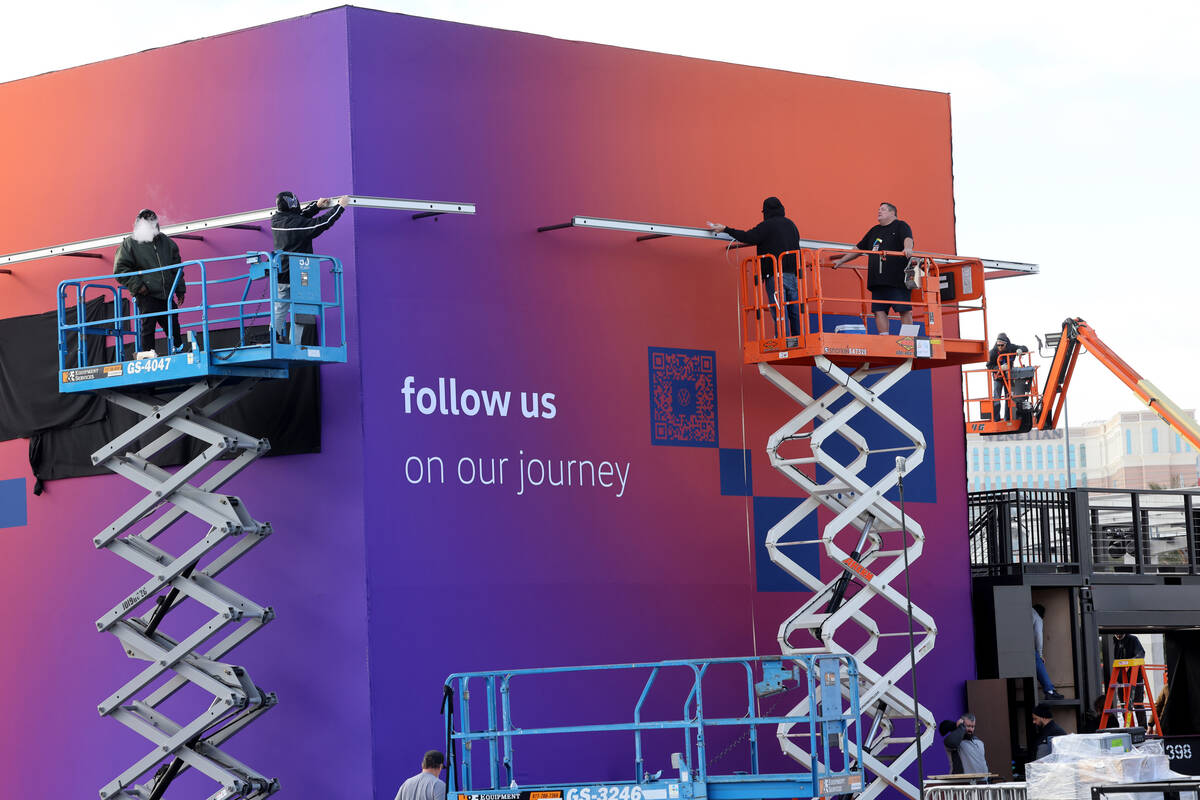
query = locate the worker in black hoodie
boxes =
[270,192,348,342]
[710,197,802,338]
[113,209,185,355]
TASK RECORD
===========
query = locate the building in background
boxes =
[967,409,1199,491]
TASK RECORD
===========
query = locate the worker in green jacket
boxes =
[113,209,185,354]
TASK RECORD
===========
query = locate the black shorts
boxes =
[871,285,911,314]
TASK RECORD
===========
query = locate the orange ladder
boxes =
[1101,658,1162,734]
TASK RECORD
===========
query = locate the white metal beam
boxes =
[0,195,477,268]
[540,215,1039,275]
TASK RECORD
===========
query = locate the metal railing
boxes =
[969,488,1200,577]
[444,655,863,795]
[736,247,987,361]
[56,250,346,369]
[969,489,1078,576]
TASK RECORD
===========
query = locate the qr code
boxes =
[649,347,717,447]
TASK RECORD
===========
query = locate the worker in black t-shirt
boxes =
[831,202,915,335]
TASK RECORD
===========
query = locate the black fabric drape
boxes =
[0,297,109,440]
[1162,631,1200,735]
[0,301,321,490]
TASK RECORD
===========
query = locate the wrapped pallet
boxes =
[1026,734,1181,800]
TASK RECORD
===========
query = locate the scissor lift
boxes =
[444,656,865,800]
[737,247,989,800]
[539,215,1000,800]
[36,195,477,799]
[56,250,351,799]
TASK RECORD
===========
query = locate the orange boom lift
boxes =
[963,317,1200,452]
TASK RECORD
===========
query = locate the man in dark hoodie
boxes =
[270,192,348,342]
[987,333,1028,421]
[709,197,802,338]
[832,202,914,335]
[113,209,185,355]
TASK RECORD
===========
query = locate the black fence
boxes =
[969,488,1200,578]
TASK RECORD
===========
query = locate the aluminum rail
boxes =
[537,215,1039,275]
[0,195,477,268]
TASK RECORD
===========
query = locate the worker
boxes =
[1033,604,1065,700]
[831,202,914,335]
[709,197,802,338]
[987,333,1028,421]
[394,750,446,800]
[941,712,988,775]
[270,192,348,343]
[113,209,185,356]
[1031,703,1067,759]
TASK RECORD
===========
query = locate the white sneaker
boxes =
[135,350,157,360]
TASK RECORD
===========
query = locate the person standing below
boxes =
[270,192,348,343]
[1031,703,1067,759]
[831,202,914,335]
[113,209,185,355]
[941,712,988,775]
[395,750,446,800]
[709,197,802,338]
[987,333,1028,421]
[1033,605,1065,700]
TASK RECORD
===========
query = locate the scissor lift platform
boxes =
[736,247,989,370]
[444,656,865,800]
[57,250,346,393]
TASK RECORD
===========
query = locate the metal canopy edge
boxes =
[545,215,1039,275]
[0,195,477,268]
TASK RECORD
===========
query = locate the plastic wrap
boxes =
[1026,734,1179,800]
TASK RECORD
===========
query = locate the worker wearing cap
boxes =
[987,332,1028,421]
[113,209,185,355]
[1031,704,1067,759]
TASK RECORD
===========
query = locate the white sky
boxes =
[3,0,1197,426]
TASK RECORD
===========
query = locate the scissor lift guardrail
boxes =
[444,656,865,800]
[57,251,347,393]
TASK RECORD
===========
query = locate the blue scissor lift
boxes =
[58,250,347,393]
[56,250,351,800]
[443,656,865,800]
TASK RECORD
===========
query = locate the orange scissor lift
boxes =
[540,215,1008,800]
[738,246,988,800]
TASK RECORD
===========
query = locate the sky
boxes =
[3,0,1197,425]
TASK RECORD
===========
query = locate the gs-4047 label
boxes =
[566,787,644,800]
[126,357,173,375]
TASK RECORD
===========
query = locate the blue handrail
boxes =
[55,251,346,373]
[443,655,863,799]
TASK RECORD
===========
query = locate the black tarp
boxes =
[0,298,108,440]
[0,302,321,492]
[1162,631,1200,735]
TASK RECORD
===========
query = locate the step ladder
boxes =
[760,357,935,800]
[1101,658,1161,734]
[93,378,279,800]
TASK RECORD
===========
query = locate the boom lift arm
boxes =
[965,318,1200,452]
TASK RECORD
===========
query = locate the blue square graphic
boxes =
[0,478,27,529]
[753,496,819,592]
[719,448,753,496]
[648,347,717,448]
[811,356,937,504]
